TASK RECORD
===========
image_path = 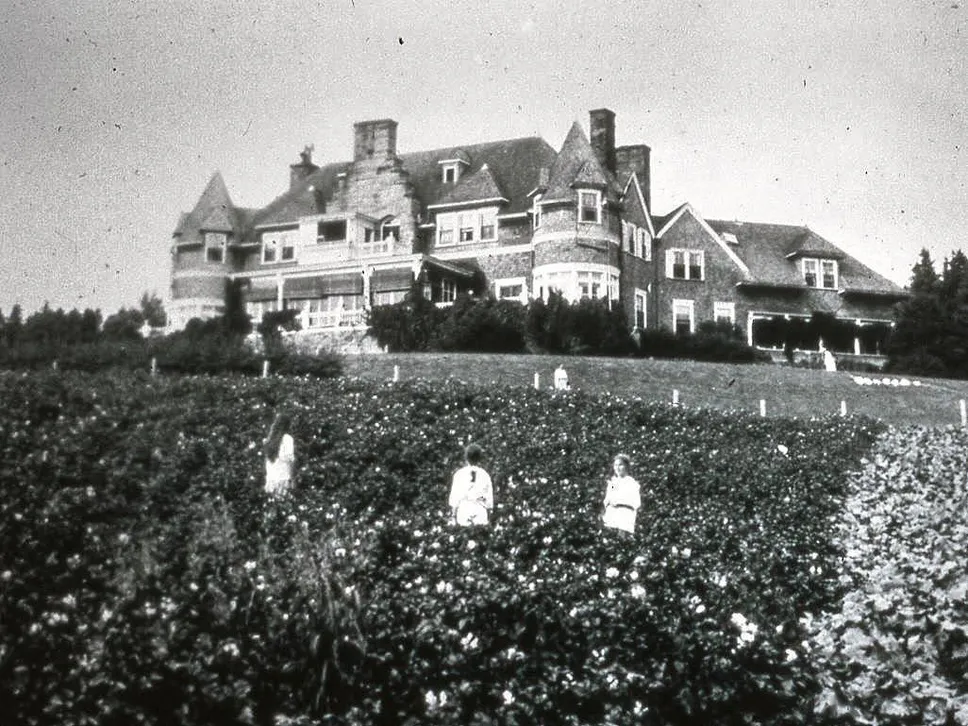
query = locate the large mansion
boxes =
[169,109,905,354]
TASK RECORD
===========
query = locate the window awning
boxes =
[371,268,413,292]
[285,273,363,299]
[245,283,278,302]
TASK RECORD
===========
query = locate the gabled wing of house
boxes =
[430,163,509,208]
[706,219,904,295]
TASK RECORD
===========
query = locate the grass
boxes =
[343,352,968,428]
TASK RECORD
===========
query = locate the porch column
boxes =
[854,319,863,355]
[746,312,755,347]
[275,274,284,308]
[362,266,372,309]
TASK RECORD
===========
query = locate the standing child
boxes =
[449,443,493,526]
[264,412,296,496]
[602,453,641,534]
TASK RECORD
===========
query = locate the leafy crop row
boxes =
[0,369,882,725]
[806,426,968,724]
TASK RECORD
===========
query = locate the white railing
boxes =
[299,240,399,265]
[306,309,367,329]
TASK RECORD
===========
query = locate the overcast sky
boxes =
[2,0,966,317]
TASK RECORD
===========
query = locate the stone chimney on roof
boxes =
[353,119,398,162]
[589,108,616,174]
[290,144,318,190]
[616,144,651,211]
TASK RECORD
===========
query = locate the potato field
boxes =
[1,369,966,725]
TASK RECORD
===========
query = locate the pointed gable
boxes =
[173,171,242,239]
[541,122,615,203]
[430,163,508,209]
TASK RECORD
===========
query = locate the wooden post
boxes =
[840,400,847,417]
[672,389,679,406]
[393,364,400,382]
[262,360,270,378]
[150,357,157,376]
[533,373,540,390]
[51,360,58,371]
[759,399,766,417]
[961,399,967,428]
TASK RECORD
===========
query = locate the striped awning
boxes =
[246,283,279,302]
[371,268,413,292]
[285,273,363,299]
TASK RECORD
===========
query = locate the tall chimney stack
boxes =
[616,144,652,211]
[353,119,399,162]
[589,108,616,174]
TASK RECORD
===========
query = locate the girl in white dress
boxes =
[602,453,641,534]
[448,443,493,526]
[264,412,296,496]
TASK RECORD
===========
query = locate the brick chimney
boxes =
[589,108,616,174]
[289,144,319,190]
[353,119,399,162]
[616,144,652,211]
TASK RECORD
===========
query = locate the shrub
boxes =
[433,295,527,353]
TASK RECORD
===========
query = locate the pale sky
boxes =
[2,0,966,317]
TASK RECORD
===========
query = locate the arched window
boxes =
[381,216,400,242]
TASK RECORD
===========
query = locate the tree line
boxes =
[888,248,968,378]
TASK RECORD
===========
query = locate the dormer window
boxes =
[802,257,838,289]
[204,232,226,263]
[438,157,468,184]
[722,232,739,245]
[532,194,543,230]
[579,190,601,224]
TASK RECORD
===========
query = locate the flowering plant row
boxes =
[0,369,882,725]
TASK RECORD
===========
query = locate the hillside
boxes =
[345,352,968,427]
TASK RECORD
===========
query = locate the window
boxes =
[437,278,457,303]
[480,210,497,241]
[381,218,399,241]
[372,290,407,307]
[673,299,695,335]
[579,191,601,223]
[532,194,543,230]
[802,257,838,289]
[714,301,735,325]
[638,229,651,260]
[802,258,817,287]
[533,265,620,303]
[438,215,455,246]
[442,164,458,183]
[634,289,647,328]
[317,220,347,245]
[205,232,226,263]
[364,227,377,243]
[822,260,837,289]
[666,249,704,280]
[262,231,296,264]
[494,277,526,302]
[577,270,604,299]
[459,213,475,242]
[436,209,497,246]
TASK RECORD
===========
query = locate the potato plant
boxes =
[0,369,887,725]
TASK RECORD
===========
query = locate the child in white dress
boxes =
[264,412,296,496]
[602,453,641,534]
[449,443,493,526]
